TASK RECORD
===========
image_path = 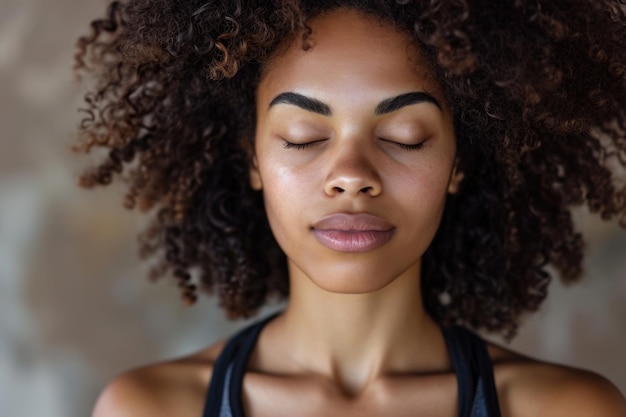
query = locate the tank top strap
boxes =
[442,326,502,417]
[203,318,500,417]
[202,312,280,417]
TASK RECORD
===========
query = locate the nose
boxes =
[323,142,382,197]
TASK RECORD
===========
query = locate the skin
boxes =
[92,9,626,417]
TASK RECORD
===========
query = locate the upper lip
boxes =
[311,213,394,231]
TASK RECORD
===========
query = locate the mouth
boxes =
[311,213,395,253]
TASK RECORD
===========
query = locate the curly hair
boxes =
[73,0,626,338]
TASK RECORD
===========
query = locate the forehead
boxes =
[257,8,442,106]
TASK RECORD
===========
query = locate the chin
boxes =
[295,261,417,295]
[310,276,395,295]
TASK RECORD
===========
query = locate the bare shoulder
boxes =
[91,340,226,417]
[486,342,626,417]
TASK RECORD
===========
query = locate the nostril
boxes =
[324,176,382,197]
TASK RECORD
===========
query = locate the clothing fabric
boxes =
[202,313,501,417]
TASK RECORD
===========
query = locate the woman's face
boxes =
[252,8,460,294]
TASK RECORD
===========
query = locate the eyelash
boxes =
[282,141,319,150]
[282,139,426,151]
[391,141,425,151]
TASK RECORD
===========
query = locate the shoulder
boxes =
[486,343,626,417]
[91,340,226,417]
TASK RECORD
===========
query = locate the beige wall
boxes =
[0,1,624,415]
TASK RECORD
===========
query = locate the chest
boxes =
[234,372,461,417]
[201,320,501,417]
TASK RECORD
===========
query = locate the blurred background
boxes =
[0,0,625,416]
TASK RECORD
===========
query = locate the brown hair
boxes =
[74,0,626,338]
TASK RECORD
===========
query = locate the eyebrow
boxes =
[374,92,442,115]
[269,92,331,116]
[268,91,442,116]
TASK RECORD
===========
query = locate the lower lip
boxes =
[312,229,395,253]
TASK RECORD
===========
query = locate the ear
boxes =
[447,160,464,194]
[249,155,263,191]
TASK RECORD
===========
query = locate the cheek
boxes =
[259,164,315,246]
[399,155,452,198]
[393,161,453,235]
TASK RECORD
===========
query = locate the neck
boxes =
[265,262,447,396]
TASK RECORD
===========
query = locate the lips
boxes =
[311,213,395,252]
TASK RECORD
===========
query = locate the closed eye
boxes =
[380,138,426,151]
[394,142,425,151]
[282,139,326,150]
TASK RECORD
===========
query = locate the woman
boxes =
[75,0,626,415]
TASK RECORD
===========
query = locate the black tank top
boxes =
[202,313,502,417]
